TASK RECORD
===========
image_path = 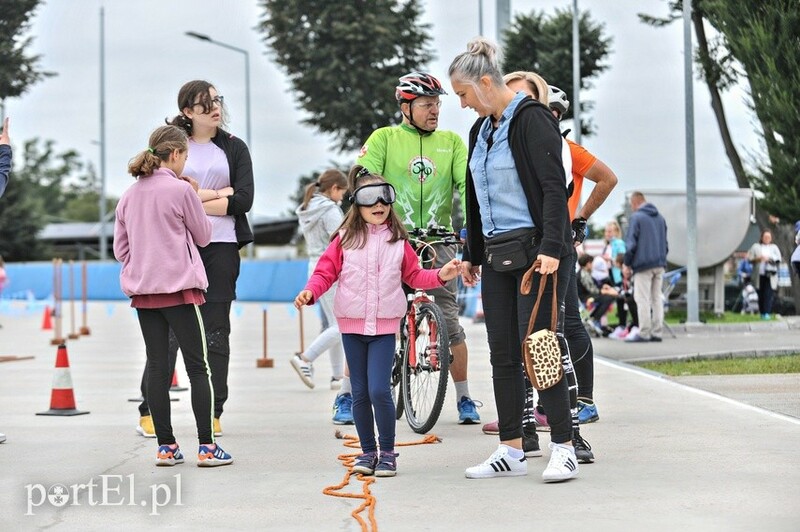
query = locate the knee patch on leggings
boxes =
[206,327,230,356]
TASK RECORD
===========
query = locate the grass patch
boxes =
[663,310,769,324]
[638,354,800,376]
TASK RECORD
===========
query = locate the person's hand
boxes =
[179,175,200,192]
[437,258,462,282]
[294,290,312,309]
[460,261,480,287]
[0,117,9,146]
[535,254,559,275]
[571,217,588,246]
[219,186,234,197]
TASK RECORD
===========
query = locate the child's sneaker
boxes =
[290,354,315,389]
[542,442,579,483]
[155,444,184,466]
[465,445,527,479]
[577,399,599,424]
[332,393,354,425]
[375,451,399,477]
[137,415,156,438]
[352,451,378,475]
[197,444,233,467]
[533,405,550,432]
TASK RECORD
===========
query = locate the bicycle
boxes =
[391,226,461,434]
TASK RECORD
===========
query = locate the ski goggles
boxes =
[351,183,397,207]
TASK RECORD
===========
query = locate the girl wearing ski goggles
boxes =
[351,182,397,207]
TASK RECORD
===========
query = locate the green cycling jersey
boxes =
[357,123,467,232]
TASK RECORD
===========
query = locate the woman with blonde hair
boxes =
[450,38,578,483]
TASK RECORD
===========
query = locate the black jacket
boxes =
[211,130,254,248]
[463,97,571,264]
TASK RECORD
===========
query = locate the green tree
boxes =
[641,0,800,311]
[502,7,613,136]
[258,0,434,152]
[0,0,54,99]
[0,140,113,261]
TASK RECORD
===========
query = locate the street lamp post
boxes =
[185,31,253,257]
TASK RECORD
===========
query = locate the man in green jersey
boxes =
[357,72,480,424]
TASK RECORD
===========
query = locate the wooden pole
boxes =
[68,260,79,339]
[50,259,65,345]
[256,307,274,368]
[79,260,91,335]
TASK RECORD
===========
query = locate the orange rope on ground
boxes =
[323,430,442,532]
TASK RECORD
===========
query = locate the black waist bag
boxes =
[484,228,541,272]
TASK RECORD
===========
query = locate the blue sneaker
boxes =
[577,399,599,424]
[332,393,354,425]
[352,451,378,475]
[197,444,233,467]
[457,396,481,424]
[155,444,184,467]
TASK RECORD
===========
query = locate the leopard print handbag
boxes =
[520,261,564,390]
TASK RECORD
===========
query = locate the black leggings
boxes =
[481,256,574,445]
[136,304,214,446]
[563,258,593,401]
[139,301,231,418]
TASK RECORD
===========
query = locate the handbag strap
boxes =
[521,260,558,338]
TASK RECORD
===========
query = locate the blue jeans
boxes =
[341,334,396,453]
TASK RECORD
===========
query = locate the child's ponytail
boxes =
[128,125,188,178]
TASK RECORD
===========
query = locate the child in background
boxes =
[295,165,461,477]
[291,169,349,392]
[114,125,232,467]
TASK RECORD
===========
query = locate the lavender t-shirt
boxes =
[184,139,236,243]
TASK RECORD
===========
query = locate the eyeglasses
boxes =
[352,183,397,207]
[193,96,224,108]
[413,100,442,111]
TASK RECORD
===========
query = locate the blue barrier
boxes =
[2,260,310,302]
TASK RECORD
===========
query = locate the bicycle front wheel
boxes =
[401,302,450,434]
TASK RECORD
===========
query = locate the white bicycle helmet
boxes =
[548,85,570,115]
[395,72,447,103]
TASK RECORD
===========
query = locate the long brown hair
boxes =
[336,164,408,249]
[300,169,347,210]
[127,125,188,178]
[168,79,228,136]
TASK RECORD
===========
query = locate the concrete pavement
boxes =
[1,301,799,530]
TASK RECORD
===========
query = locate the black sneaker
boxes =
[522,426,543,457]
[573,434,594,463]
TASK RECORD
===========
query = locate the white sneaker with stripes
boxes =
[465,445,527,479]
[542,442,579,482]
[290,354,315,389]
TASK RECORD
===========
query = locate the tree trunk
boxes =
[692,11,750,189]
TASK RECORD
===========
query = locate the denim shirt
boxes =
[468,91,534,237]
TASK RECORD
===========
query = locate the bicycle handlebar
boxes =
[409,226,461,246]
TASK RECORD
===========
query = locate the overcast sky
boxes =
[5,0,761,228]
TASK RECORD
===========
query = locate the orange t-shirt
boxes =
[566,139,598,220]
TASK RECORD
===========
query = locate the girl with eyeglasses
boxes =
[294,165,461,477]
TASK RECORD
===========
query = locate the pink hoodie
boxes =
[305,223,444,336]
[114,168,212,297]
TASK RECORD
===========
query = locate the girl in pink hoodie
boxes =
[295,165,460,477]
[114,125,232,468]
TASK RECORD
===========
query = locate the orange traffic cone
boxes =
[41,305,53,330]
[37,344,89,416]
[169,370,188,392]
